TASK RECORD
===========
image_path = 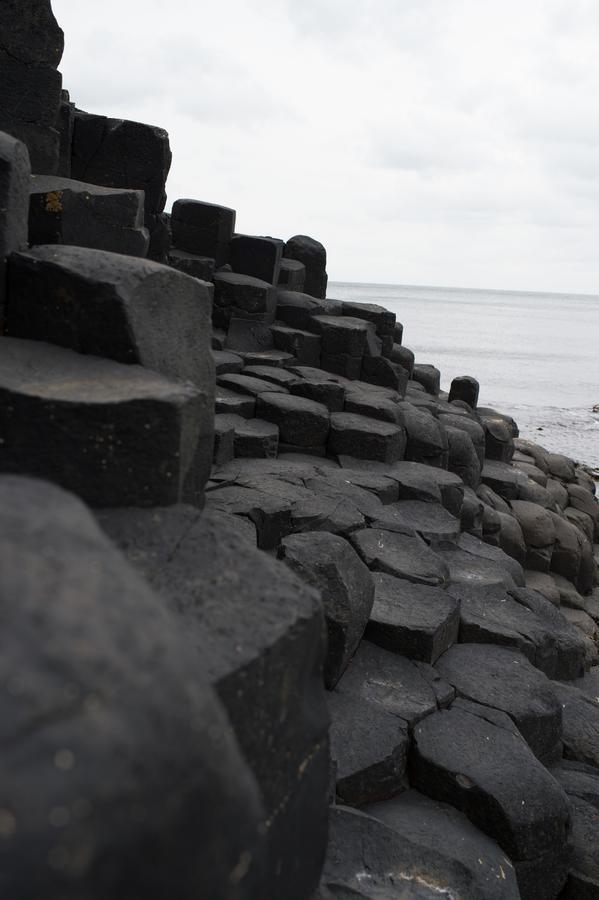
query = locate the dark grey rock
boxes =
[0,131,30,326]
[279,532,374,688]
[217,373,288,397]
[213,414,236,466]
[243,349,295,367]
[410,705,571,899]
[72,113,171,223]
[230,233,284,284]
[373,500,461,542]
[479,409,516,462]
[168,247,215,281]
[361,355,408,392]
[412,364,440,396]
[205,484,291,549]
[271,323,321,365]
[436,643,562,762]
[290,376,346,411]
[496,510,527,563]
[482,460,524,500]
[0,476,265,900]
[551,680,599,769]
[232,416,280,458]
[340,301,395,336]
[213,271,276,328]
[99,505,329,900]
[284,234,327,299]
[344,389,404,424]
[213,349,244,375]
[328,692,409,806]
[321,806,496,899]
[568,483,599,541]
[350,528,449,586]
[7,246,214,494]
[276,290,331,330]
[277,256,305,291]
[311,314,373,357]
[242,365,297,387]
[401,402,449,467]
[365,790,520,900]
[225,317,274,353]
[390,343,415,376]
[215,386,255,418]
[366,573,459,662]
[169,198,234,264]
[510,500,556,573]
[28,175,149,256]
[446,424,481,488]
[460,485,485,534]
[448,375,480,408]
[328,412,405,463]
[256,392,330,447]
[0,337,203,507]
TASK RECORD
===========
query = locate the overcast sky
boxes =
[53,0,599,293]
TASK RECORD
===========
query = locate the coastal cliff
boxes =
[0,3,598,898]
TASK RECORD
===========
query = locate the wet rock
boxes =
[350,528,449,587]
[329,412,405,463]
[28,175,149,256]
[277,256,305,291]
[0,337,204,507]
[168,248,215,281]
[0,476,265,900]
[0,132,30,327]
[279,531,374,688]
[284,234,327,299]
[328,692,409,806]
[436,643,562,762]
[366,573,459,663]
[99,505,329,900]
[230,233,284,284]
[170,199,235,264]
[271,323,321,365]
[410,705,571,899]
[551,680,599,769]
[365,790,520,900]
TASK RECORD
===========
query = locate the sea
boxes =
[328,282,599,473]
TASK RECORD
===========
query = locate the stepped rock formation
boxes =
[0,3,598,898]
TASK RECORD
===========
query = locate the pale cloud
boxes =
[52,0,599,293]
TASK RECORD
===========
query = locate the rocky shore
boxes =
[0,3,598,899]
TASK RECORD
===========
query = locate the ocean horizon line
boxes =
[328,279,599,301]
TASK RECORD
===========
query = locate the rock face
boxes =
[2,4,599,898]
[0,476,265,900]
[98,506,330,900]
[0,132,30,327]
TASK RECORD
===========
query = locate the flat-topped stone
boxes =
[277,256,305,291]
[0,337,203,507]
[365,790,520,900]
[276,290,332,330]
[217,372,289,396]
[230,233,284,283]
[436,643,562,762]
[28,174,149,256]
[170,198,235,264]
[242,365,298,387]
[410,705,571,899]
[328,412,405,464]
[551,680,599,769]
[373,500,461,542]
[366,573,459,663]
[311,314,373,356]
[256,392,330,447]
[243,349,295,367]
[350,528,450,587]
[168,247,215,281]
[212,349,243,375]
[213,271,276,327]
[284,234,327,299]
[271,323,321,366]
[214,385,255,418]
[340,301,395,335]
